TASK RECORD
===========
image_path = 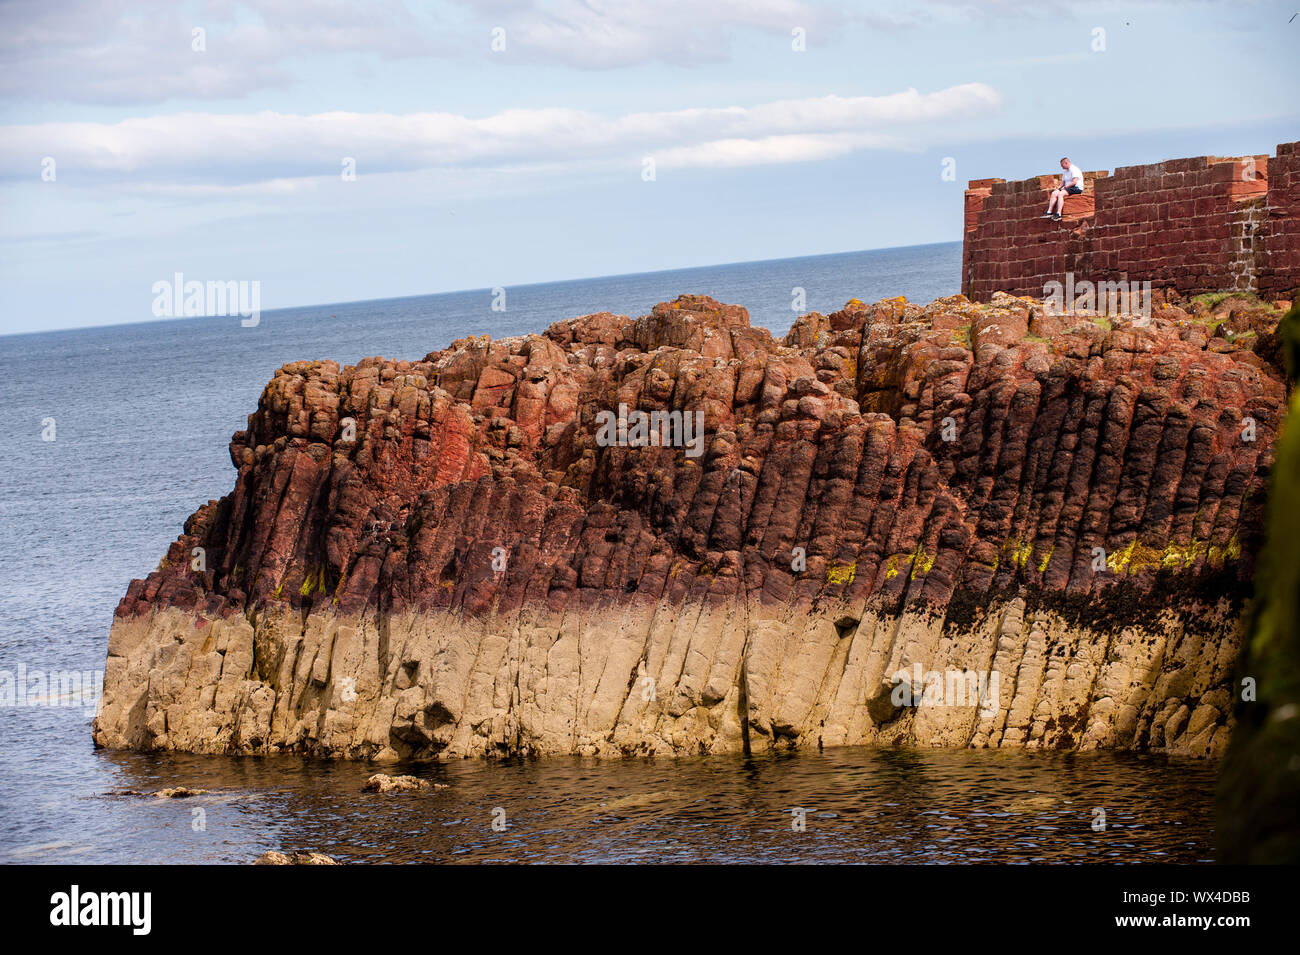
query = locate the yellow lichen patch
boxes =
[828,562,856,585]
[884,556,900,580]
[1037,545,1054,573]
[1003,538,1033,570]
[1105,539,1142,573]
[909,544,935,580]
[1207,534,1242,569]
[1159,540,1203,570]
[1104,541,1127,572]
[1133,542,1171,571]
[1106,535,1238,574]
[299,567,322,597]
[1106,539,1178,573]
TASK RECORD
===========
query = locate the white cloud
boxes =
[0,0,445,104]
[0,83,1001,187]
[0,0,1216,104]
[655,132,904,168]
[0,0,837,103]
[476,0,839,68]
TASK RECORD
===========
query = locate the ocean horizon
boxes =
[0,240,962,342]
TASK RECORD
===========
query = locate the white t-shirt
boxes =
[1062,163,1083,189]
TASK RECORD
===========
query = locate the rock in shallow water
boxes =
[152,787,208,798]
[254,851,339,865]
[361,773,445,793]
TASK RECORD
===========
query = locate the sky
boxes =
[0,0,1297,335]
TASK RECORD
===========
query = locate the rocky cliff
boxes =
[93,292,1290,761]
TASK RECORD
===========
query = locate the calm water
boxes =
[0,241,1218,863]
[7,749,1214,864]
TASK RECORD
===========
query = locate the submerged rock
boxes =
[152,787,208,798]
[92,293,1288,760]
[254,851,339,865]
[361,773,445,793]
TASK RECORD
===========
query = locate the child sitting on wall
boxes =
[1042,157,1084,221]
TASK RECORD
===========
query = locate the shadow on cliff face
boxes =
[1218,300,1300,864]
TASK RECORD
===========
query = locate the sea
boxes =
[0,241,1217,863]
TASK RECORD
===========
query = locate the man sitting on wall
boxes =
[1042,157,1084,221]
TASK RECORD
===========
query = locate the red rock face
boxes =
[96,292,1289,760]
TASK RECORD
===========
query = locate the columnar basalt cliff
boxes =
[94,292,1289,761]
[963,141,1300,303]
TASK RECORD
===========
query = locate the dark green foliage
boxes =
[1217,382,1300,863]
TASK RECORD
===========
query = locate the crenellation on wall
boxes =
[962,142,1299,302]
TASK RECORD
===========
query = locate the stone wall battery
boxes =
[962,141,1300,302]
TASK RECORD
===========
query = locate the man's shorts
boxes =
[1065,185,1083,195]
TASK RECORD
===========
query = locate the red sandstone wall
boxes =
[962,172,1105,301]
[1259,142,1300,297]
[1088,155,1267,295]
[962,143,1298,303]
